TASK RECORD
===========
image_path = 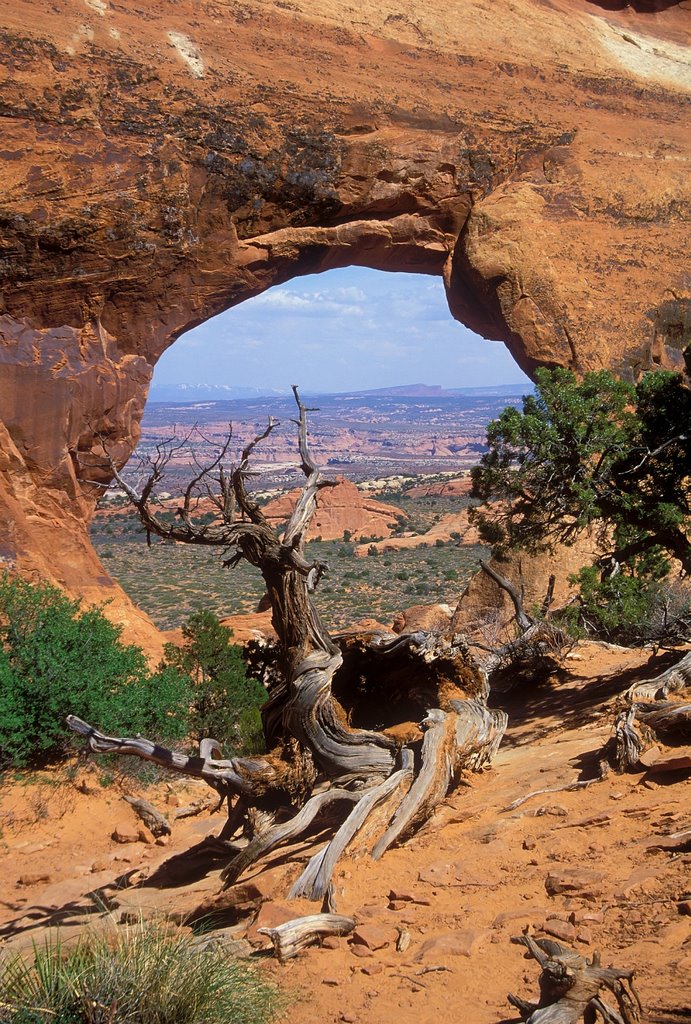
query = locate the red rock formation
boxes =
[355,510,479,556]
[392,603,454,635]
[263,477,403,542]
[404,476,473,499]
[0,1,688,640]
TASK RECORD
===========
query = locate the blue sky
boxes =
[153,267,531,393]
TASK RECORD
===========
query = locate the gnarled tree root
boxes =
[373,700,507,860]
[289,750,415,900]
[220,787,361,888]
[509,934,641,1024]
[67,699,506,902]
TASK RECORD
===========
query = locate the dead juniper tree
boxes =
[68,387,506,900]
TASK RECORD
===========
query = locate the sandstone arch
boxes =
[0,0,688,644]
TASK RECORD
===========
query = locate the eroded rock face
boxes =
[263,478,403,542]
[0,0,689,642]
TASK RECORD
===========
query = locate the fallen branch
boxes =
[258,913,355,963]
[502,778,601,813]
[122,796,171,837]
[626,650,691,702]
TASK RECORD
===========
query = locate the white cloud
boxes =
[252,288,364,318]
[154,267,532,391]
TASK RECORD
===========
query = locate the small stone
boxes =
[321,936,342,950]
[389,889,416,902]
[389,900,408,911]
[541,919,577,942]
[138,826,155,845]
[350,944,374,958]
[90,860,110,873]
[322,978,340,986]
[361,963,383,975]
[678,900,691,916]
[166,793,181,807]
[17,872,51,886]
[545,867,605,899]
[112,825,141,844]
[352,924,397,950]
[414,929,489,962]
[522,837,537,851]
[340,1013,357,1022]
[577,928,592,944]
[570,909,604,925]
[155,835,170,847]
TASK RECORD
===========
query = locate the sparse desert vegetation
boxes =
[91,497,487,631]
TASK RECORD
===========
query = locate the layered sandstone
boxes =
[0,0,689,640]
[263,477,403,542]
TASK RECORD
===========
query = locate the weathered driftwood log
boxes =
[68,387,507,897]
[626,650,691,702]
[601,651,691,773]
[509,935,641,1024]
[122,795,171,837]
[258,913,355,963]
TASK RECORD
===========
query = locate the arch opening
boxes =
[90,267,530,635]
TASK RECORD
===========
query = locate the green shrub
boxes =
[566,562,691,645]
[161,610,267,754]
[0,573,192,768]
[0,923,280,1024]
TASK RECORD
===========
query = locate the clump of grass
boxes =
[0,923,280,1024]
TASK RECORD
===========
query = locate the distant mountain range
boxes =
[148,382,529,402]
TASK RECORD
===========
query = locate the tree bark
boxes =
[68,387,507,897]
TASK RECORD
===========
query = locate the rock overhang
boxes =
[0,0,688,643]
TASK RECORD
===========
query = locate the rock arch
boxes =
[0,0,688,645]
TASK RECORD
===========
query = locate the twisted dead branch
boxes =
[68,387,506,899]
[509,934,641,1024]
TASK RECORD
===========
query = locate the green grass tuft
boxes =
[0,924,281,1024]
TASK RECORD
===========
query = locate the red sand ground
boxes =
[1,643,689,1022]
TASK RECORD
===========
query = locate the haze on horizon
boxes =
[152,267,531,396]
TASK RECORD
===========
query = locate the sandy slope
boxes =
[0,643,689,1021]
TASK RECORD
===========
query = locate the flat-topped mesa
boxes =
[0,0,689,638]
